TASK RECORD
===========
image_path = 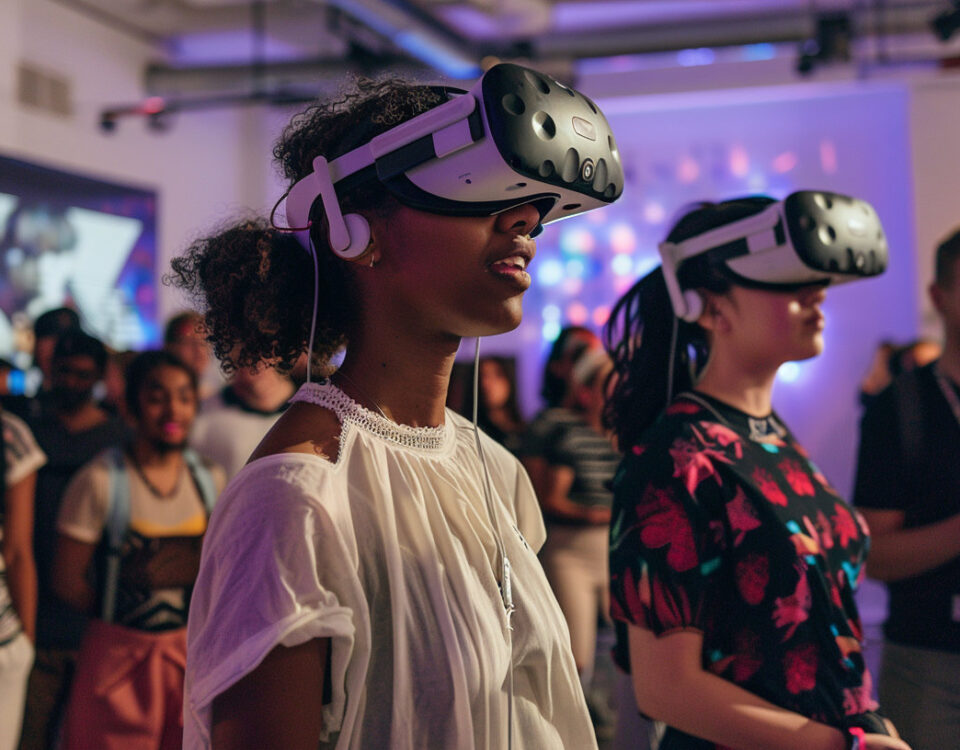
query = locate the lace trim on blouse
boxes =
[291,381,452,452]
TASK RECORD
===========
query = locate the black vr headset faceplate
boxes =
[781,191,888,278]
[377,64,624,229]
[480,65,623,204]
[659,190,889,320]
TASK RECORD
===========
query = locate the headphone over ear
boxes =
[679,289,704,323]
[283,155,372,260]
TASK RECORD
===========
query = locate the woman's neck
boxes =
[334,327,459,428]
[131,436,183,471]
[693,355,778,418]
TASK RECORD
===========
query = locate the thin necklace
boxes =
[128,448,184,499]
[675,390,786,442]
[331,370,391,422]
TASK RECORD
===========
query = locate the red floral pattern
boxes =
[781,459,816,496]
[726,486,761,546]
[609,393,874,748]
[784,643,819,694]
[752,466,788,506]
[736,552,771,605]
[637,486,699,572]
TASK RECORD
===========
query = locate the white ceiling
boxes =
[56,0,952,55]
[50,0,960,106]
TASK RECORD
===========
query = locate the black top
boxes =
[610,393,882,749]
[28,401,129,649]
[853,362,960,653]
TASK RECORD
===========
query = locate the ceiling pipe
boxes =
[532,1,944,59]
[144,54,430,98]
[320,0,481,78]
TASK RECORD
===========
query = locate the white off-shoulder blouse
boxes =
[184,381,596,750]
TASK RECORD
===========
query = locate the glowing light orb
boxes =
[542,304,561,322]
[611,254,634,276]
[562,277,583,296]
[772,151,798,174]
[820,140,838,174]
[565,258,586,279]
[729,145,750,177]
[677,156,700,184]
[592,306,610,327]
[542,321,561,341]
[537,259,564,286]
[560,227,595,256]
[609,222,637,253]
[642,201,666,224]
[566,302,588,325]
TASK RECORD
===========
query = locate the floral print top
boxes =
[609,393,878,748]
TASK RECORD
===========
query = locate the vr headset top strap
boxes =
[277,63,624,255]
[657,191,888,322]
[282,92,476,258]
[658,202,785,322]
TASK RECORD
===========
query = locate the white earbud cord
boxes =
[666,313,680,404]
[471,338,515,750]
[305,235,320,384]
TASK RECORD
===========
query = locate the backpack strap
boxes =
[102,444,131,623]
[100,446,217,624]
[182,448,217,514]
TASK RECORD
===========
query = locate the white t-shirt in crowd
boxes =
[191,387,287,481]
[1,411,47,644]
[185,382,596,750]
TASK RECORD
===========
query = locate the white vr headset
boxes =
[659,191,889,322]
[280,63,624,259]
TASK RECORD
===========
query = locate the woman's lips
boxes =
[487,236,535,287]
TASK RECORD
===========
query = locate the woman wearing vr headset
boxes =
[605,197,909,750]
[170,77,600,750]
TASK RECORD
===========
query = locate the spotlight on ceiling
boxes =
[931,1,960,42]
[797,12,853,75]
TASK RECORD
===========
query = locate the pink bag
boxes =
[61,619,186,750]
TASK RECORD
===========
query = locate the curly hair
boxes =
[166,77,449,374]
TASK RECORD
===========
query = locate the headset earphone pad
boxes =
[681,289,704,323]
[331,212,372,260]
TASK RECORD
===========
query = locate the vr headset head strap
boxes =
[658,201,786,321]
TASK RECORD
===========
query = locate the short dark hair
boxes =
[34,307,80,340]
[125,350,198,419]
[53,329,107,375]
[934,227,960,287]
[163,311,203,345]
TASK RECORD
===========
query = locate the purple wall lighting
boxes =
[492,83,916,521]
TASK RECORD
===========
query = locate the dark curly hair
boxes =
[603,196,775,449]
[166,78,449,374]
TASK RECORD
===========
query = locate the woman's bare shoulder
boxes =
[248,400,343,465]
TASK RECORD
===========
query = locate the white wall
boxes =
[908,76,960,336]
[0,0,277,326]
